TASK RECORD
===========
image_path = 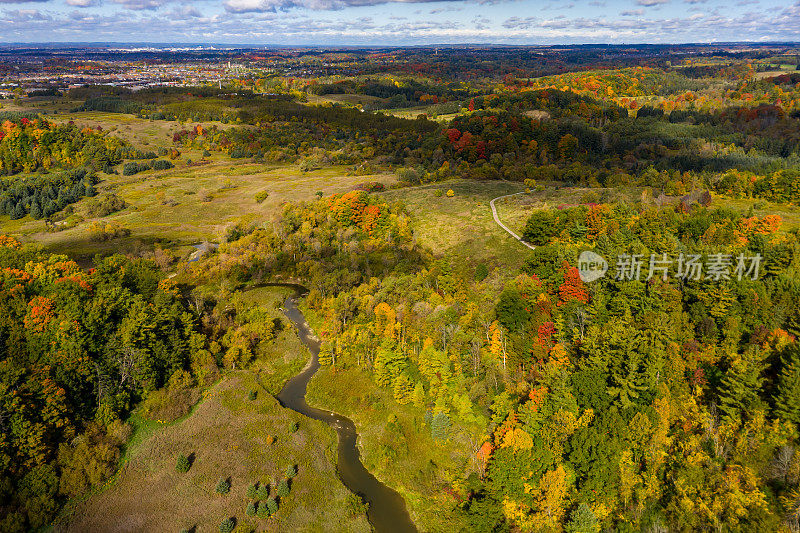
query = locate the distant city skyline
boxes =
[0,0,798,45]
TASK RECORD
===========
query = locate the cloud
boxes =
[111,0,167,9]
[0,0,47,3]
[621,8,644,15]
[636,0,669,5]
[588,1,606,5]
[66,0,100,6]
[224,0,455,12]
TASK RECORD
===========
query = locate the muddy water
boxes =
[274,286,417,533]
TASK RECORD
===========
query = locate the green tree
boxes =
[215,478,231,495]
[431,411,451,441]
[276,478,290,497]
[175,454,191,473]
[775,344,800,425]
[566,503,599,533]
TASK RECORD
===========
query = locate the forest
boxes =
[2,45,800,532]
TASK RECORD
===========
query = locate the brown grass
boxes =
[60,372,369,533]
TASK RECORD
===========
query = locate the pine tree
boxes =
[775,344,800,425]
[412,381,427,409]
[266,496,278,514]
[276,478,289,497]
[566,503,599,533]
[719,346,767,423]
[431,411,451,441]
[29,201,42,219]
[393,374,413,404]
[11,202,25,220]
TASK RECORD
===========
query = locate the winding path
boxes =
[273,285,417,533]
[489,191,536,250]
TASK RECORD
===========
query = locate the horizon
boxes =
[0,0,798,45]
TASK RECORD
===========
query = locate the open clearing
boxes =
[61,371,369,533]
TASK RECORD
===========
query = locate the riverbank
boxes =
[61,371,369,533]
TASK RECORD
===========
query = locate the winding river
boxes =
[273,285,418,533]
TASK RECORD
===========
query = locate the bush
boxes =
[246,502,257,516]
[290,421,299,433]
[254,191,269,203]
[152,159,174,171]
[84,193,127,217]
[219,518,235,533]
[446,189,454,197]
[475,263,489,282]
[248,390,257,401]
[265,435,275,445]
[215,478,231,494]
[175,454,191,473]
[345,493,369,518]
[122,161,151,176]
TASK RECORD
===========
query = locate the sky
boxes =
[0,0,798,45]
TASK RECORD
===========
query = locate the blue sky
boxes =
[0,0,798,44]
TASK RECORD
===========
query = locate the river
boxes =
[274,285,418,533]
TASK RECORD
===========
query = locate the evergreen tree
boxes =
[266,496,278,515]
[431,411,451,441]
[215,478,231,494]
[29,201,42,219]
[393,374,413,404]
[775,344,800,425]
[11,201,25,220]
[276,478,289,498]
[719,346,767,423]
[566,503,599,533]
[412,381,427,409]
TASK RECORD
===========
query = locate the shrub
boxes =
[345,493,369,518]
[215,478,231,494]
[152,159,174,171]
[446,189,455,197]
[276,478,289,498]
[266,497,278,515]
[285,465,297,479]
[290,421,299,433]
[122,161,150,176]
[84,193,127,217]
[475,263,489,282]
[246,502,257,516]
[254,191,269,203]
[265,435,275,445]
[246,483,258,499]
[248,390,257,401]
[175,454,191,473]
[219,518,235,533]
[434,189,443,197]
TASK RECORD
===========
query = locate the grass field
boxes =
[379,180,533,273]
[3,160,397,261]
[61,371,369,533]
[305,366,473,533]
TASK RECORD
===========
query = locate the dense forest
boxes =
[4,47,800,532]
[184,191,800,532]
